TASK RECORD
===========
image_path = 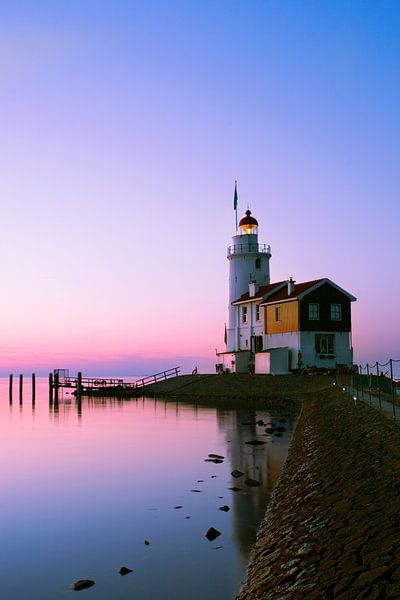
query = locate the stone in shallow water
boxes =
[208,453,224,459]
[245,440,266,446]
[144,540,150,545]
[245,478,260,487]
[205,527,221,541]
[231,469,244,478]
[119,566,133,575]
[71,580,95,591]
[219,505,230,512]
[205,458,224,463]
[174,506,183,509]
[228,487,242,492]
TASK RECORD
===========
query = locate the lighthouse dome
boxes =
[239,210,258,235]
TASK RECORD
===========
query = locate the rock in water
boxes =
[119,566,133,575]
[208,453,224,459]
[231,469,244,478]
[205,527,221,541]
[245,440,266,446]
[144,539,150,545]
[245,478,260,487]
[71,580,95,591]
[219,505,230,512]
[205,458,224,463]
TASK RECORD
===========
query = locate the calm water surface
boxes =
[0,377,299,599]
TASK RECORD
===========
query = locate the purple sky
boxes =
[1,1,399,376]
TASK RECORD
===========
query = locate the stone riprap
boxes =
[237,385,400,600]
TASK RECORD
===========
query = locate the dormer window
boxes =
[308,303,319,320]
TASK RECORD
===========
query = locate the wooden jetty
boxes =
[50,367,181,398]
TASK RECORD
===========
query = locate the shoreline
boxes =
[142,374,400,598]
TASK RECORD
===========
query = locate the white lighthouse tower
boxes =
[226,209,271,352]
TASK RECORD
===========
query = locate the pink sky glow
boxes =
[0,2,399,376]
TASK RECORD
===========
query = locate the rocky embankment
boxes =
[145,374,400,598]
[237,385,400,599]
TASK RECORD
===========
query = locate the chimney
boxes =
[287,277,295,296]
[249,281,258,298]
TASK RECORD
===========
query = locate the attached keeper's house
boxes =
[216,209,356,374]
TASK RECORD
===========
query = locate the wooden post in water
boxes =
[9,374,13,404]
[49,373,53,404]
[54,372,59,403]
[32,373,36,404]
[19,374,23,404]
[77,371,82,401]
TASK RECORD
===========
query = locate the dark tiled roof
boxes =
[265,279,323,303]
[233,281,286,303]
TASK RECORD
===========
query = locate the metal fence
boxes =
[335,359,400,420]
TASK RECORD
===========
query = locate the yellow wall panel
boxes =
[265,301,299,334]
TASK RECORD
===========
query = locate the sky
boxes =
[1,0,399,376]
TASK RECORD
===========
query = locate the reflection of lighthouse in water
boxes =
[215,407,298,564]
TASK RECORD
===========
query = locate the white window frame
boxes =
[242,306,248,323]
[331,303,342,320]
[315,334,335,355]
[308,303,319,320]
[255,304,261,321]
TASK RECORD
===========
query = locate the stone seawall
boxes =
[236,386,400,599]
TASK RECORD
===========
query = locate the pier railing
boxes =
[50,367,181,397]
[335,358,400,420]
[134,367,181,388]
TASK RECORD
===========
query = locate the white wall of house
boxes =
[300,331,353,369]
[255,348,290,374]
[236,302,264,350]
[264,332,300,369]
[216,351,251,373]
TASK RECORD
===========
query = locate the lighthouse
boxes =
[216,201,356,375]
[226,209,271,352]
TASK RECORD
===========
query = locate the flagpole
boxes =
[234,180,238,231]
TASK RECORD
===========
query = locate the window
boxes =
[315,334,335,355]
[308,303,319,320]
[255,304,261,321]
[331,303,341,320]
[255,258,261,269]
[275,306,281,322]
[242,306,248,323]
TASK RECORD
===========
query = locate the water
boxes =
[0,377,299,599]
